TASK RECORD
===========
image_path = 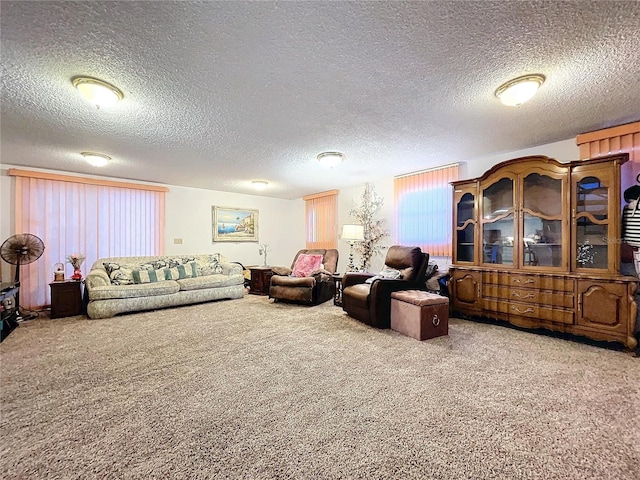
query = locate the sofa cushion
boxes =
[88,281,181,300]
[341,283,371,309]
[384,246,423,282]
[292,254,323,277]
[177,273,245,291]
[270,275,316,288]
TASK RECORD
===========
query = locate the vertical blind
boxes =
[576,121,640,195]
[394,164,459,257]
[11,170,166,309]
[303,190,338,249]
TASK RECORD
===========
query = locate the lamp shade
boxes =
[341,224,364,241]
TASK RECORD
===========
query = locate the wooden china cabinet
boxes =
[449,154,638,350]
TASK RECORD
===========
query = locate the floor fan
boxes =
[0,233,45,321]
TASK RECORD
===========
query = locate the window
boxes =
[394,164,459,257]
[10,170,166,308]
[303,190,338,249]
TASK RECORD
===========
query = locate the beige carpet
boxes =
[1,295,639,479]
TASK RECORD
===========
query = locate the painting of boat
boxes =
[212,206,258,242]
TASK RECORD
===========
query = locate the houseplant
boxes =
[349,183,389,272]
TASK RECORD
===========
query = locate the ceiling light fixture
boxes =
[252,180,269,190]
[317,151,345,167]
[495,74,545,107]
[72,76,124,108]
[81,152,111,167]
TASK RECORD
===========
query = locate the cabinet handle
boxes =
[511,306,535,314]
[432,315,440,327]
[512,278,535,284]
[512,292,535,299]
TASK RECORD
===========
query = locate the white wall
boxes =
[462,138,579,179]
[165,184,304,267]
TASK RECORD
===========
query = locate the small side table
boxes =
[49,280,83,319]
[249,267,273,295]
[332,273,344,306]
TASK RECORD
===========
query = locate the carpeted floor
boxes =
[1,295,639,479]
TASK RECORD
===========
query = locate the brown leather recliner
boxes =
[341,246,429,328]
[269,249,339,305]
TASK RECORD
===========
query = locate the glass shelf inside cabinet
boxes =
[482,217,514,265]
[523,173,562,217]
[483,178,513,220]
[456,192,475,262]
[575,176,609,269]
[522,173,563,267]
[576,176,608,216]
[482,178,514,265]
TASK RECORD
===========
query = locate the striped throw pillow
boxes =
[163,261,198,280]
[132,268,168,284]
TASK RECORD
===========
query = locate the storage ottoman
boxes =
[390,290,449,340]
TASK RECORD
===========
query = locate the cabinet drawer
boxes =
[484,272,573,292]
[482,299,573,324]
[519,304,573,324]
[483,285,574,308]
[508,303,573,324]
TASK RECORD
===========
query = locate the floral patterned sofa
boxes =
[85,254,245,319]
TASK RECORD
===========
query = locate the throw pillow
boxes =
[103,262,134,285]
[132,267,168,284]
[198,254,224,276]
[379,266,403,279]
[365,266,403,284]
[164,261,198,280]
[292,254,324,277]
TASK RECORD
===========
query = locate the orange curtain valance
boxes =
[8,168,169,193]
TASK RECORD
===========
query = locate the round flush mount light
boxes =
[81,152,111,167]
[251,180,269,190]
[72,76,124,108]
[317,151,345,167]
[495,74,545,107]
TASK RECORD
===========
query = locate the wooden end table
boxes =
[249,266,273,295]
[332,273,344,306]
[49,280,83,318]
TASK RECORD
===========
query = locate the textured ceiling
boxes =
[1,1,639,199]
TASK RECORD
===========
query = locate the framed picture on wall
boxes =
[212,206,259,242]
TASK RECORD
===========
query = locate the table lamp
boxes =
[341,224,364,272]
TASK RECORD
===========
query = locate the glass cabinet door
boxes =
[574,173,612,271]
[521,172,565,268]
[455,191,475,263]
[481,177,515,266]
